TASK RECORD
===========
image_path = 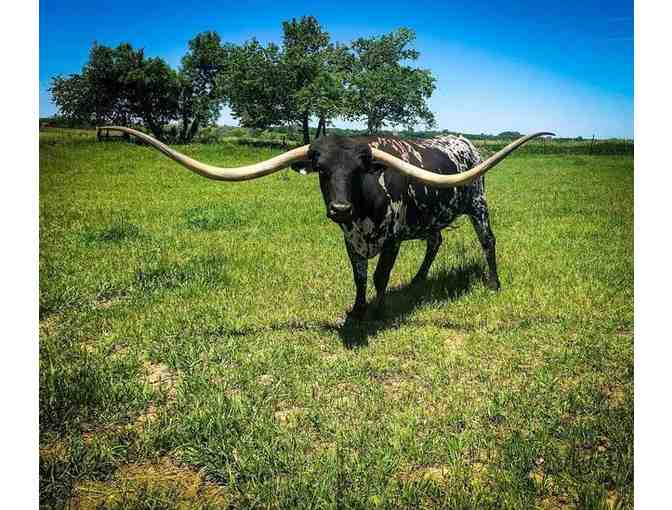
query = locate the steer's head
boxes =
[301,136,374,224]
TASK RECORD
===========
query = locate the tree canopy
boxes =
[50,19,438,141]
[344,28,436,134]
[50,36,227,142]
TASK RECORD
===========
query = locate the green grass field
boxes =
[40,129,633,509]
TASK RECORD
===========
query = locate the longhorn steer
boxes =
[101,127,551,319]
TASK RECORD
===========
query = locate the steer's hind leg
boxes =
[372,240,401,319]
[345,241,368,319]
[412,231,443,284]
[469,202,500,291]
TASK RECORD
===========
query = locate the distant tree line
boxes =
[50,17,436,143]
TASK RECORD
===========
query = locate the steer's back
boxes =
[357,135,486,240]
[358,134,482,175]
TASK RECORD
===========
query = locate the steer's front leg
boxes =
[372,240,401,319]
[345,241,368,320]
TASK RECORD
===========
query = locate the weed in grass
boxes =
[184,204,253,231]
[134,255,230,293]
[80,215,142,245]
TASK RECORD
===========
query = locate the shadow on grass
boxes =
[336,261,485,348]
[207,260,484,348]
[180,260,485,350]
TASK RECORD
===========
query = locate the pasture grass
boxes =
[40,130,633,508]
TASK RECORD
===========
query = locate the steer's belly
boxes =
[340,205,461,259]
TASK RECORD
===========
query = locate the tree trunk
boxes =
[178,106,192,143]
[146,118,163,141]
[180,116,189,144]
[187,118,200,143]
[302,112,310,145]
[316,117,325,139]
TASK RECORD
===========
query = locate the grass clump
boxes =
[80,216,142,245]
[184,204,251,231]
[134,255,229,293]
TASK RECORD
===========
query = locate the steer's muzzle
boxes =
[327,202,353,223]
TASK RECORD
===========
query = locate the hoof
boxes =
[485,278,501,291]
[411,274,427,286]
[347,306,367,321]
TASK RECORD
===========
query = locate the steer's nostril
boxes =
[331,203,352,213]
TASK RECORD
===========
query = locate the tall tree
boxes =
[50,43,175,135]
[281,16,333,144]
[50,38,226,143]
[50,42,142,126]
[178,32,228,143]
[295,42,353,139]
[123,56,180,139]
[344,28,436,134]
[220,39,292,130]
[219,17,349,141]
[48,73,93,126]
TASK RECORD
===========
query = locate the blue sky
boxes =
[40,0,634,138]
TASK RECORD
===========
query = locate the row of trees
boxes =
[50,17,436,143]
[50,33,228,143]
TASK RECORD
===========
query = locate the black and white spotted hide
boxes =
[309,134,501,319]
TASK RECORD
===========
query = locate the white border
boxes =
[635,0,672,507]
[0,0,39,505]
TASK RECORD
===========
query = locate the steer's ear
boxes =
[290,160,314,174]
[362,146,387,174]
[291,148,316,174]
[369,160,388,173]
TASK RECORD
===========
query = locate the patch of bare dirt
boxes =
[444,331,466,349]
[536,495,574,509]
[144,361,178,399]
[122,361,180,430]
[321,352,340,362]
[382,377,406,399]
[81,343,97,354]
[274,403,306,427]
[578,435,612,462]
[111,344,130,359]
[95,297,121,310]
[606,490,621,509]
[257,374,275,386]
[336,382,358,394]
[380,376,419,401]
[398,465,449,483]
[70,457,228,509]
[40,441,67,462]
[615,327,633,338]
[603,384,627,408]
[39,316,60,337]
[132,404,159,429]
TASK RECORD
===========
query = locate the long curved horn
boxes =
[371,132,554,188]
[99,126,309,181]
